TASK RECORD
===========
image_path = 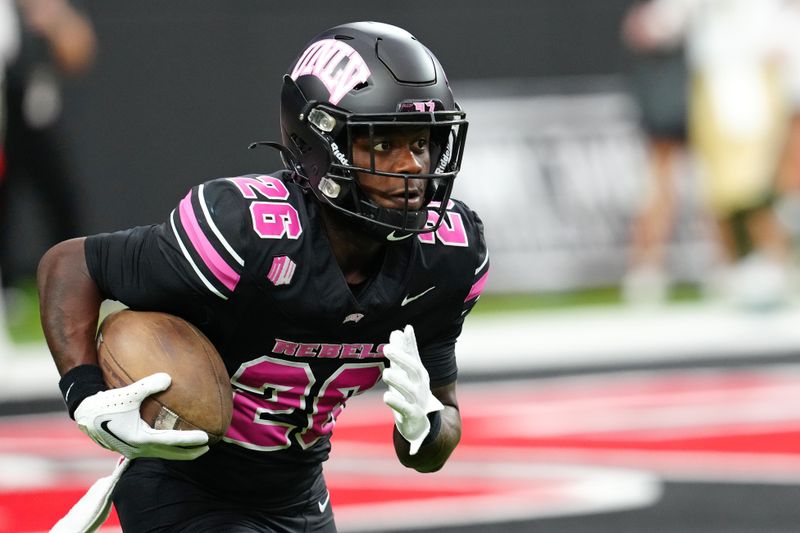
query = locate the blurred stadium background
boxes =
[3,1,800,532]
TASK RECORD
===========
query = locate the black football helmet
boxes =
[278,21,468,241]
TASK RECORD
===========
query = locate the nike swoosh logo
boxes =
[318,491,331,513]
[386,231,413,242]
[401,286,436,306]
[100,420,135,448]
[64,382,75,404]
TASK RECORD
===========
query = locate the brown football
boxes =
[96,310,233,443]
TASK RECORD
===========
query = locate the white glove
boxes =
[382,325,444,455]
[74,372,209,460]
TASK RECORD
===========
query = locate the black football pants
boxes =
[112,458,336,533]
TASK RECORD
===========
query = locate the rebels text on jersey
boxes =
[84,171,489,501]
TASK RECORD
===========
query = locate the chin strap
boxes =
[248,141,302,175]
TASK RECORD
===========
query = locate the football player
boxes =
[39,21,488,532]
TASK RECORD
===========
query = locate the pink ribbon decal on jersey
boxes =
[179,192,240,291]
[465,270,489,302]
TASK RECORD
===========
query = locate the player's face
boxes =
[351,126,431,211]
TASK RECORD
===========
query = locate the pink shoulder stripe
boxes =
[178,192,240,291]
[465,270,489,302]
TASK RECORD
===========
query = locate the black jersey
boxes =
[85,171,489,505]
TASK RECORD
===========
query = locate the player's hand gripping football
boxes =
[382,325,444,455]
[74,372,209,460]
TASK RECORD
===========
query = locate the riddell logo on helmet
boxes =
[330,142,349,166]
[435,143,452,173]
[291,39,371,105]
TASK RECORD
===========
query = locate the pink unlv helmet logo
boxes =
[290,39,371,105]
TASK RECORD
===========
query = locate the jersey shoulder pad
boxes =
[423,198,487,261]
[417,198,489,306]
[448,198,485,243]
[167,177,249,299]
[422,198,488,308]
[222,171,307,248]
[167,173,307,300]
[222,172,302,204]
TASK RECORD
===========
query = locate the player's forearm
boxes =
[37,237,103,376]
[393,404,461,473]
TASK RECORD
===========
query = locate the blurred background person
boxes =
[0,0,95,321]
[622,0,797,310]
[688,0,793,309]
[774,0,800,245]
[620,0,690,305]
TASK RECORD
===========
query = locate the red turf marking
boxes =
[328,485,485,506]
[458,430,800,454]
[0,488,120,532]
[3,367,800,532]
